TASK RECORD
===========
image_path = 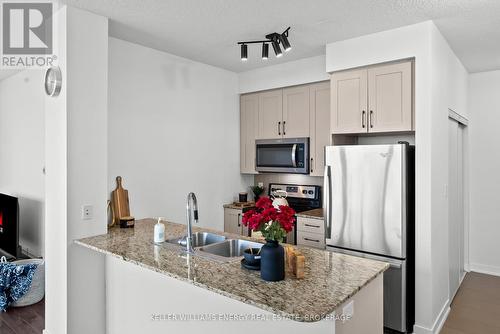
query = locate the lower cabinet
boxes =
[296,217,325,249]
[224,207,250,236]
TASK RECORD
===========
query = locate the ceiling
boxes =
[57,0,500,73]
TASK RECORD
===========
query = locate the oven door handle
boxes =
[291,144,297,168]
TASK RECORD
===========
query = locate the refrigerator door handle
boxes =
[323,165,332,238]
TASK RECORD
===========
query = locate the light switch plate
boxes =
[82,205,93,220]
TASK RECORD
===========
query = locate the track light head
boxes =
[280,33,291,52]
[271,39,282,58]
[262,43,269,60]
[241,44,248,62]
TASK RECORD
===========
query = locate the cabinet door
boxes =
[367,61,413,132]
[224,208,243,235]
[282,85,310,138]
[240,94,259,174]
[258,89,283,139]
[309,81,331,176]
[331,69,368,134]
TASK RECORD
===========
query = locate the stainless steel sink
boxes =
[165,232,226,247]
[198,239,263,258]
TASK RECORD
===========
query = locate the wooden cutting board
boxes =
[111,176,131,226]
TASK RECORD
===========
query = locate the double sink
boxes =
[165,232,263,262]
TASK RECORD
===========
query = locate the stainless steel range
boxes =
[268,183,321,245]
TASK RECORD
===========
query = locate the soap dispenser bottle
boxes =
[154,218,165,244]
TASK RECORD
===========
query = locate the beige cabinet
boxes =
[331,60,413,134]
[258,89,283,139]
[224,208,249,236]
[240,82,330,176]
[367,61,413,132]
[240,94,259,174]
[282,85,310,138]
[331,69,368,134]
[296,216,325,249]
[309,81,331,176]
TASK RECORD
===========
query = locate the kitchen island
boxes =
[76,219,388,334]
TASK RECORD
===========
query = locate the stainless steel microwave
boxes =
[255,138,309,174]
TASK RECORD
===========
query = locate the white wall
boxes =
[238,55,329,93]
[468,70,500,276]
[325,21,469,334]
[0,70,45,257]
[45,6,108,334]
[108,38,253,231]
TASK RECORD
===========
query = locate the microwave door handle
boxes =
[291,144,297,168]
[324,165,332,238]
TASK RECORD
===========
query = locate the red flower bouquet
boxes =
[242,197,296,242]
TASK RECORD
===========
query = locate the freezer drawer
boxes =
[327,246,410,333]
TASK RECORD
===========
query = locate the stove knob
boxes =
[308,190,314,195]
[302,190,307,194]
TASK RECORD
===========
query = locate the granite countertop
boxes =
[75,219,388,322]
[296,208,324,219]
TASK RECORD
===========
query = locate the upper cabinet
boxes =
[258,89,283,139]
[240,94,259,174]
[309,82,331,176]
[282,85,310,138]
[331,60,414,134]
[240,82,330,176]
[367,62,413,132]
[331,69,368,134]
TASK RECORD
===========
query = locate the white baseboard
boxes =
[413,300,450,334]
[43,330,50,334]
[470,263,500,277]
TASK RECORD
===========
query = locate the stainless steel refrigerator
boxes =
[324,143,414,333]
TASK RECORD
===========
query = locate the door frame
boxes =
[448,108,470,279]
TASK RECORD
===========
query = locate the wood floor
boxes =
[0,299,44,334]
[441,272,500,334]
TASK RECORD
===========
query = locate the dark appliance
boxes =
[0,193,20,260]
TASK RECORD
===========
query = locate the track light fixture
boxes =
[237,27,291,61]
[262,43,269,60]
[241,44,248,61]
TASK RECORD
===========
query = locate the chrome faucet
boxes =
[185,192,199,253]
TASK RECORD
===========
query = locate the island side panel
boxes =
[105,254,336,334]
[335,274,384,334]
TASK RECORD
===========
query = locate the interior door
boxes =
[331,69,368,134]
[282,85,310,138]
[448,118,466,300]
[258,89,283,139]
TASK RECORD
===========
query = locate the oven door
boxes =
[255,138,309,174]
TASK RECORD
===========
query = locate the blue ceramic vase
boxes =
[260,240,285,281]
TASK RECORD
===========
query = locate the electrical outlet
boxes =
[82,205,93,220]
[342,300,354,323]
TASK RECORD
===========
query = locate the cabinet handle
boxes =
[278,121,281,135]
[237,213,241,227]
[310,157,314,173]
[304,237,320,243]
[283,121,286,135]
[369,110,374,128]
[305,224,320,228]
[362,110,366,128]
